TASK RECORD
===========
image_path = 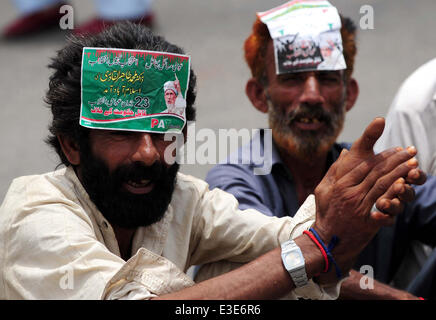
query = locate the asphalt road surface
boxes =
[1,0,436,200]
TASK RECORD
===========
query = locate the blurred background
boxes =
[0,0,436,200]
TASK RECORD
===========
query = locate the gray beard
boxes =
[267,99,346,159]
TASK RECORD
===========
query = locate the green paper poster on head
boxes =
[80,47,190,133]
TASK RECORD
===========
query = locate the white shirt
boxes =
[374,57,436,288]
[375,58,436,173]
[0,166,338,300]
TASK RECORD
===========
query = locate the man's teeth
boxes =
[299,117,320,124]
[127,180,151,187]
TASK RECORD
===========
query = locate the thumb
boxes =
[350,117,385,156]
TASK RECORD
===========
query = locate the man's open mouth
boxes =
[123,179,155,194]
[297,116,321,124]
[293,114,326,130]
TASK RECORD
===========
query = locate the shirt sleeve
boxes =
[374,84,436,175]
[206,163,276,216]
[189,186,316,266]
[102,248,195,299]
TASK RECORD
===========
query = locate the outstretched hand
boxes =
[313,118,424,270]
[326,118,426,226]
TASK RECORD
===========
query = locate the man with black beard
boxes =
[78,137,179,232]
[0,22,426,300]
[200,6,436,300]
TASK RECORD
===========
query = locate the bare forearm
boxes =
[156,248,291,300]
[339,269,419,300]
[156,235,325,300]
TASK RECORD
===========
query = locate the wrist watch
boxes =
[281,239,308,288]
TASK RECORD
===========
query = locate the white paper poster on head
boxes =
[258,0,347,74]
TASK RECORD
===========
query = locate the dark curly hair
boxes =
[45,21,197,166]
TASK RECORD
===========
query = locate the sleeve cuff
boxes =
[102,248,195,300]
[289,194,317,239]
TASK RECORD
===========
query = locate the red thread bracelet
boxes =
[303,230,329,273]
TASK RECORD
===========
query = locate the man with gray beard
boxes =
[200,5,436,300]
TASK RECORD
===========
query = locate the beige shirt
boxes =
[0,166,338,300]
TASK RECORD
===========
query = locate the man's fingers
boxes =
[337,147,415,188]
[370,210,397,227]
[322,149,346,180]
[376,182,414,217]
[358,147,416,191]
[337,147,399,186]
[364,156,418,207]
[349,117,385,156]
[375,179,404,212]
[405,168,427,186]
[332,118,386,179]
[376,197,404,217]
[397,183,416,203]
[376,178,415,210]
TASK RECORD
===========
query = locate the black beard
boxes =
[78,144,179,229]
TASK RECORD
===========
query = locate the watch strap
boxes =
[281,239,308,288]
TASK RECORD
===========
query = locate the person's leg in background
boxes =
[2,0,66,38]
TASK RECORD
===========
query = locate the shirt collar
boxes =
[269,135,348,176]
[242,129,284,167]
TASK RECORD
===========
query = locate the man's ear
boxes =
[57,134,80,165]
[245,78,269,114]
[345,78,359,112]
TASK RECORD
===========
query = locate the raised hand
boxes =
[312,118,423,274]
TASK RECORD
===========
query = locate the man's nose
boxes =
[130,133,160,166]
[299,75,324,106]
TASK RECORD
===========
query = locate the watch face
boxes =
[285,251,303,269]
